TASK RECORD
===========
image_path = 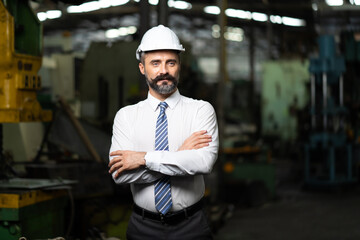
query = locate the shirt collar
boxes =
[147,89,181,111]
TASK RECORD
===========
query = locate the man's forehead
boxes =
[144,50,179,61]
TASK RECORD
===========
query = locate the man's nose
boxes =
[159,63,168,74]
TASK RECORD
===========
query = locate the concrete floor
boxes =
[214,185,360,240]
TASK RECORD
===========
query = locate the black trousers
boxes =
[126,209,213,240]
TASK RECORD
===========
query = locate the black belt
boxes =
[133,199,203,225]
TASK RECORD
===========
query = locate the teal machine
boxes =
[305,35,356,186]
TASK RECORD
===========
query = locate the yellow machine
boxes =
[0,0,51,122]
[0,2,68,239]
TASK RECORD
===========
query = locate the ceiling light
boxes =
[105,26,137,39]
[225,32,243,42]
[252,12,268,22]
[105,29,120,38]
[111,0,129,6]
[127,26,137,34]
[270,15,282,24]
[225,26,244,42]
[211,25,244,42]
[46,10,62,19]
[37,12,47,21]
[204,6,220,15]
[312,3,318,11]
[168,0,192,10]
[206,7,305,28]
[67,1,100,13]
[118,27,129,36]
[98,0,111,8]
[225,8,251,19]
[37,10,62,21]
[325,0,343,6]
[149,0,158,5]
[67,0,129,13]
[30,1,40,10]
[212,24,220,32]
[211,24,220,38]
[349,0,360,4]
[282,16,306,27]
[227,27,243,35]
[212,31,221,38]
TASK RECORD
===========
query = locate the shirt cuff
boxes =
[144,151,164,172]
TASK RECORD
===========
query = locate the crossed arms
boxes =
[108,102,219,184]
[109,130,212,178]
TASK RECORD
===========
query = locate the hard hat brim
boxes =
[136,47,185,61]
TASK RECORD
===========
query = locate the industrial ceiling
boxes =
[33,0,360,34]
[27,0,360,59]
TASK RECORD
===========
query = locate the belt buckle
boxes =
[159,213,167,224]
[160,212,175,224]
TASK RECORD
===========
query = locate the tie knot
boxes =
[159,102,168,110]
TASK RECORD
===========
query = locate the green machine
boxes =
[221,146,275,207]
[0,179,72,240]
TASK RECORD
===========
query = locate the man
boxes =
[108,25,219,240]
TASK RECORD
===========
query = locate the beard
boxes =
[146,73,178,95]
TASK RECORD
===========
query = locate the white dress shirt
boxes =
[109,90,219,212]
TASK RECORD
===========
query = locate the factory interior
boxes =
[1,0,360,239]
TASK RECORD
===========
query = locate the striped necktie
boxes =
[154,102,173,215]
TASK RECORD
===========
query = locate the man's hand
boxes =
[108,150,146,178]
[178,130,212,151]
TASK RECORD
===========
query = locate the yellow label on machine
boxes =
[0,190,66,208]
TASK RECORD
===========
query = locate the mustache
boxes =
[153,73,176,83]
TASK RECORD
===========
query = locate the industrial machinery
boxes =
[304,35,356,187]
[0,1,70,239]
[0,0,51,122]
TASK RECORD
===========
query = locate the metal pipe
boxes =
[339,75,344,107]
[216,0,227,151]
[339,75,344,130]
[322,72,327,130]
[249,28,255,83]
[139,0,150,91]
[311,74,316,128]
[139,0,150,38]
[158,0,168,26]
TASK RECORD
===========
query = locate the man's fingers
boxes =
[114,168,124,178]
[194,138,211,145]
[189,134,211,143]
[110,150,123,156]
[197,135,212,142]
[193,130,207,136]
[109,161,123,174]
[188,130,207,139]
[201,134,212,139]
[194,143,210,149]
[177,130,211,151]
[108,156,121,167]
[109,161,119,173]
[193,135,212,148]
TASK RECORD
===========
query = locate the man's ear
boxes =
[139,62,145,75]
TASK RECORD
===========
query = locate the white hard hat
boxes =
[136,25,185,60]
